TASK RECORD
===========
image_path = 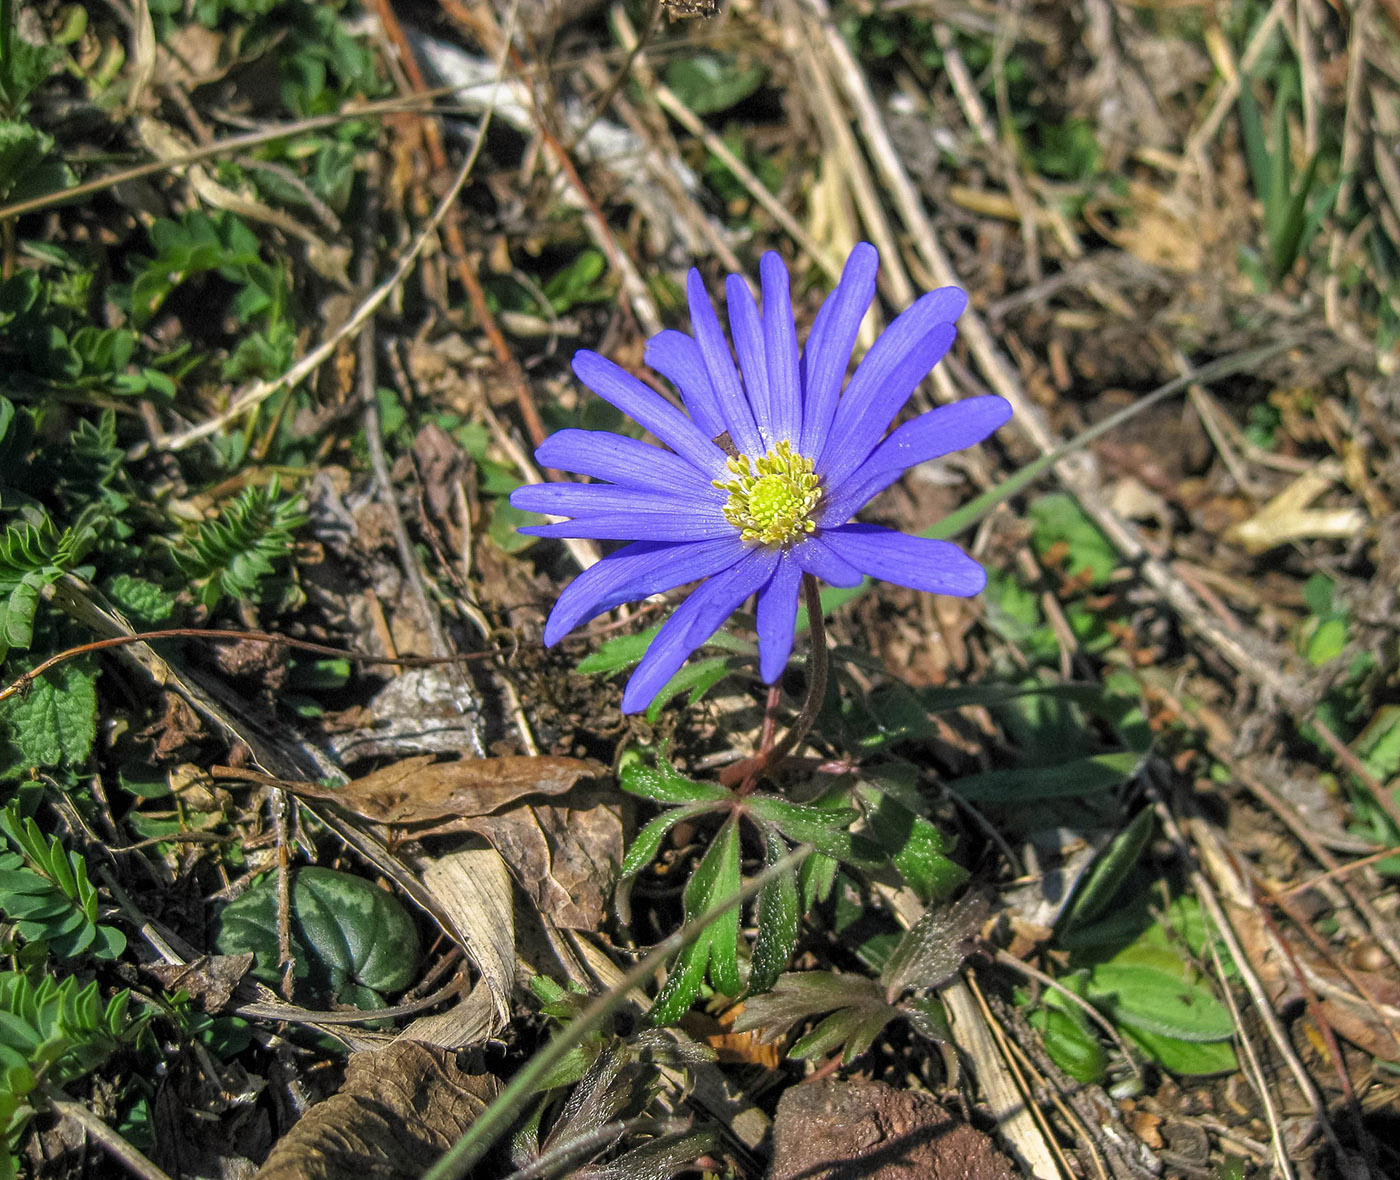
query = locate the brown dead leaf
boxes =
[145,954,254,1014]
[215,754,605,825]
[253,1041,499,1180]
[462,780,624,930]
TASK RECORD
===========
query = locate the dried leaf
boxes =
[252,1041,499,1180]
[217,754,605,825]
[463,781,624,929]
[145,953,254,1013]
[405,846,515,1047]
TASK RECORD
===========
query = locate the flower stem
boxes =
[732,574,829,794]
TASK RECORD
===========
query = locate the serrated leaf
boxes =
[618,748,730,804]
[880,893,985,998]
[731,971,881,1040]
[648,818,742,1024]
[104,574,176,625]
[216,867,420,1006]
[695,819,742,997]
[2,659,97,767]
[648,935,710,1027]
[576,625,662,675]
[619,801,716,878]
[746,796,882,867]
[748,822,799,994]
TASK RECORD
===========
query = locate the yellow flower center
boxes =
[714,440,823,545]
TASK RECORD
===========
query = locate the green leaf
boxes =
[648,818,742,1024]
[945,751,1143,805]
[858,786,966,903]
[748,823,799,994]
[2,660,98,768]
[1029,493,1118,587]
[644,655,734,722]
[1058,807,1155,934]
[1121,1025,1238,1076]
[216,867,420,1006]
[1086,956,1235,1042]
[664,53,766,115]
[1027,991,1108,1085]
[618,747,731,804]
[880,893,984,997]
[618,801,717,879]
[104,574,177,626]
[746,796,882,868]
[576,625,662,675]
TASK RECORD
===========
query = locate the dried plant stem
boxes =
[42,1087,174,1180]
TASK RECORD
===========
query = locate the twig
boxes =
[0,93,458,222]
[41,1087,174,1180]
[0,627,508,705]
[354,154,485,755]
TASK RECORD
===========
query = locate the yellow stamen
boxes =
[713,440,822,545]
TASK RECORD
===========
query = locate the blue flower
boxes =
[512,245,1012,713]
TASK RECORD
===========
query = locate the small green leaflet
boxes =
[2,659,98,768]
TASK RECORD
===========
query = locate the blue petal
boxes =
[543,538,748,645]
[511,482,722,518]
[519,511,734,542]
[791,533,865,587]
[573,350,727,474]
[821,523,985,596]
[817,287,966,488]
[755,556,802,682]
[621,547,779,712]
[799,243,878,455]
[686,268,763,455]
[644,330,727,440]
[726,274,772,442]
[535,429,726,491]
[760,253,801,445]
[819,396,1012,525]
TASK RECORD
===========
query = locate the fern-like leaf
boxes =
[0,505,104,660]
[0,804,125,960]
[173,478,306,611]
[0,970,136,1171]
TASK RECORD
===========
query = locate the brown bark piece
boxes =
[768,1078,1021,1180]
[253,1041,499,1180]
